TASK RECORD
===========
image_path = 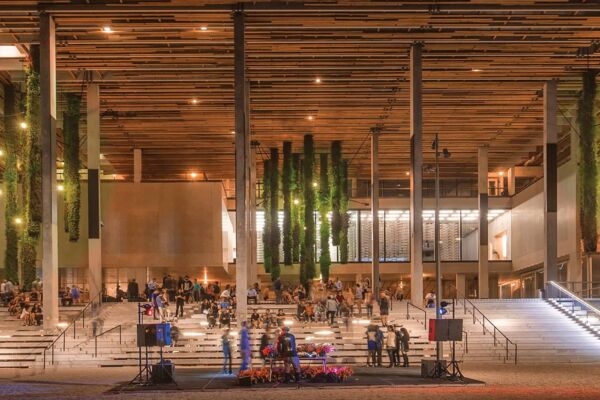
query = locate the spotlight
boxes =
[57,184,64,191]
[20,122,27,129]
[13,217,22,225]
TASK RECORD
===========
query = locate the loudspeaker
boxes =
[151,361,175,383]
[428,319,463,342]
[137,323,172,347]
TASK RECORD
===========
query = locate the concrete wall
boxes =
[511,162,577,272]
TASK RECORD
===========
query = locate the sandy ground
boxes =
[1,363,600,399]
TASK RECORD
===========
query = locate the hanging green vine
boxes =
[318,153,332,282]
[3,83,19,283]
[330,141,342,245]
[303,135,316,283]
[24,48,42,240]
[269,148,281,281]
[262,159,272,273]
[282,142,293,265]
[339,160,350,264]
[579,70,599,253]
[291,153,302,263]
[20,48,42,289]
[63,93,82,242]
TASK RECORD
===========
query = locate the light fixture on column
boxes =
[13,217,22,225]
[293,198,299,205]
[57,184,64,192]
[0,150,3,156]
[312,181,318,188]
[19,121,27,129]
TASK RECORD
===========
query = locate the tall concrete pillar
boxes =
[371,129,380,296]
[455,273,467,298]
[40,13,59,330]
[544,80,558,283]
[87,83,102,302]
[410,43,424,306]
[478,145,489,298]
[234,9,249,321]
[133,148,142,183]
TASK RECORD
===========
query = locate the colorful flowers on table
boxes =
[297,342,335,357]
[261,344,276,358]
[237,365,353,385]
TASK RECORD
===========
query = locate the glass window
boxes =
[359,210,384,262]
[460,210,479,261]
[384,210,410,261]
[422,210,435,261]
[440,210,461,261]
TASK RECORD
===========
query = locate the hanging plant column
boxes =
[339,160,350,264]
[319,153,332,282]
[291,153,302,263]
[330,141,343,245]
[262,159,272,273]
[303,135,316,283]
[282,142,293,265]
[269,148,281,280]
[578,70,599,253]
[3,83,20,283]
[63,93,82,242]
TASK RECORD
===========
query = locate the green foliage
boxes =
[262,159,272,273]
[3,84,19,283]
[330,141,342,245]
[318,153,331,282]
[63,93,81,242]
[282,142,293,265]
[291,153,302,263]
[579,70,599,253]
[24,57,42,239]
[303,135,316,283]
[339,160,350,263]
[269,148,281,281]
[20,235,37,291]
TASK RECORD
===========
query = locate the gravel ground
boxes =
[1,363,600,400]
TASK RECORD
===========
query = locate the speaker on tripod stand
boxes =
[423,318,464,380]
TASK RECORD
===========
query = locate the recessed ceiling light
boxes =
[405,171,410,176]
[471,68,483,72]
[200,26,208,31]
[102,26,113,33]
[315,77,321,83]
[230,130,236,134]
[307,115,314,121]
[499,171,504,176]
[190,172,198,179]
[191,98,199,105]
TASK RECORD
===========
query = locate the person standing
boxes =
[127,279,139,302]
[273,277,282,304]
[325,295,338,325]
[175,289,185,318]
[259,327,271,366]
[385,325,397,368]
[379,292,390,326]
[354,283,363,317]
[221,329,233,374]
[276,326,300,383]
[366,324,379,367]
[239,321,251,371]
[366,292,375,318]
[399,326,410,367]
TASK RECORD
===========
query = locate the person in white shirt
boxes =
[335,278,343,292]
[425,291,436,308]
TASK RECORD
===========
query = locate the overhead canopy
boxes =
[0,1,597,185]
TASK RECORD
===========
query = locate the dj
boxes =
[276,326,301,383]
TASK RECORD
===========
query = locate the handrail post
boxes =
[406,302,409,320]
[482,317,485,334]
[52,345,54,365]
[505,338,508,361]
[63,332,66,351]
[119,325,122,344]
[515,343,518,365]
[73,321,76,340]
[493,326,496,345]
[43,349,46,369]
[95,337,97,358]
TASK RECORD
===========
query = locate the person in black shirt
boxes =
[175,289,185,318]
[259,327,271,366]
[127,279,139,302]
[276,327,300,383]
[250,309,261,328]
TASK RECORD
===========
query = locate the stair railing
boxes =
[94,324,122,357]
[547,281,600,326]
[406,302,428,330]
[42,290,103,368]
[452,286,518,364]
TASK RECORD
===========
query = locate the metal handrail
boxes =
[547,281,600,321]
[42,290,103,368]
[452,287,518,364]
[94,324,122,357]
[406,302,428,330]
[555,281,600,299]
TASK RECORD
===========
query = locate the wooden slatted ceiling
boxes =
[0,1,598,187]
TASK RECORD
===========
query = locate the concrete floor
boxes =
[1,363,600,399]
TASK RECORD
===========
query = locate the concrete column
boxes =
[371,129,380,296]
[478,145,489,298]
[455,273,467,298]
[544,80,558,283]
[133,148,142,183]
[409,43,424,306]
[87,83,102,302]
[40,13,59,330]
[507,167,516,196]
[234,10,249,321]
